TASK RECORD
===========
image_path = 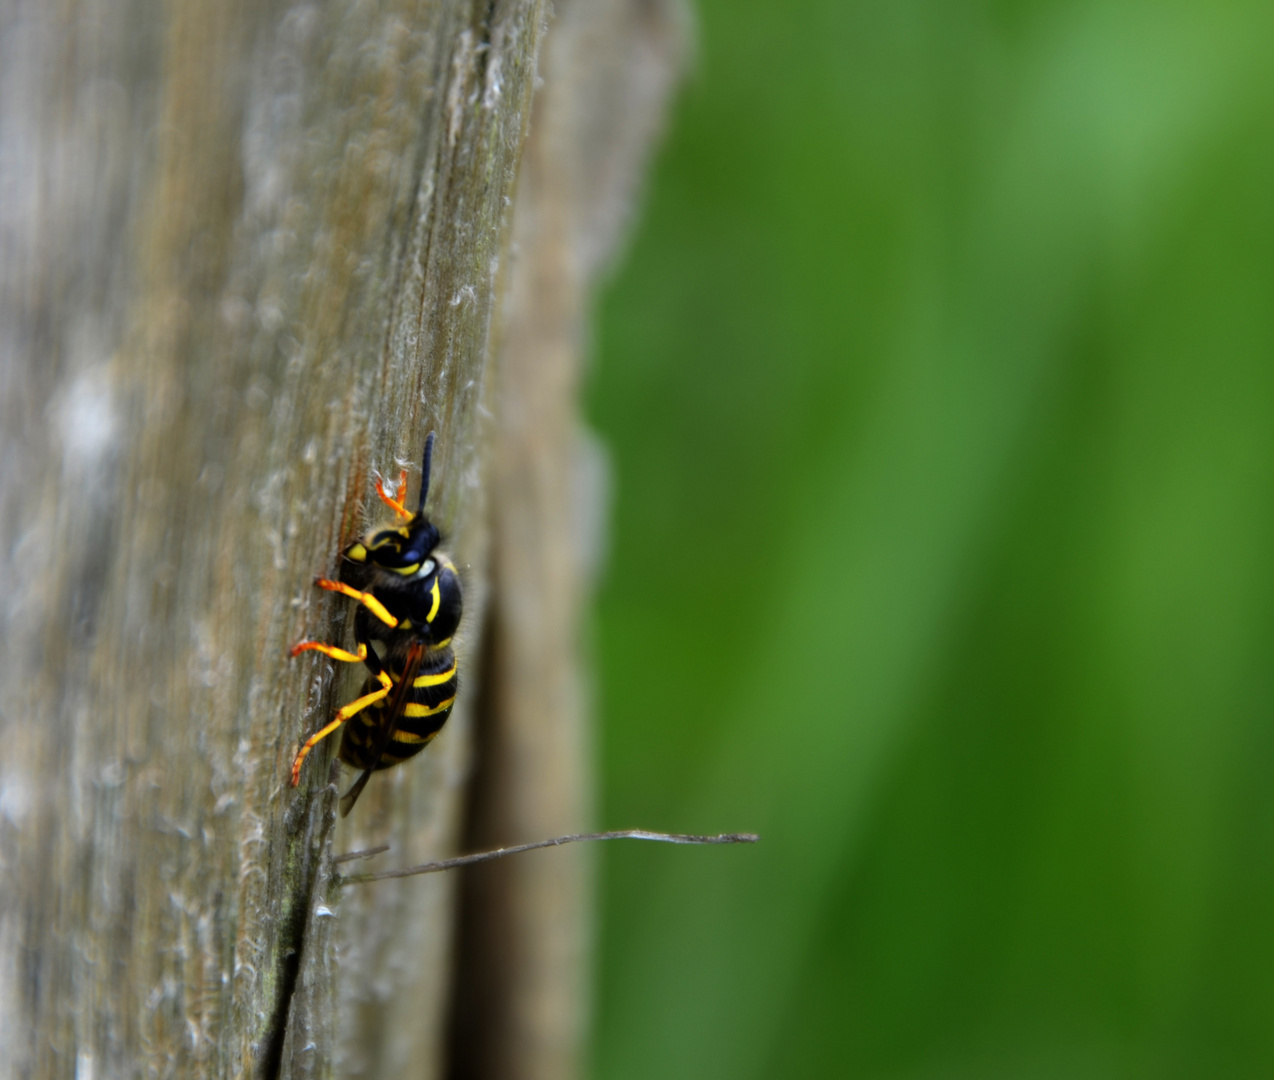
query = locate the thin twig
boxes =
[333,844,391,865]
[337,829,759,885]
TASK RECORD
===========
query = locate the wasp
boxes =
[289,431,462,816]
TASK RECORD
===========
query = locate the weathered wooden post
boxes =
[0,0,682,1077]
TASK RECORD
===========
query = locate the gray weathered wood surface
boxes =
[453,4,686,1079]
[0,0,683,1077]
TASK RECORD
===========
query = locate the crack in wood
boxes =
[258,792,337,1080]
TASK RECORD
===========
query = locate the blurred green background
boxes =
[585,1,1274,1077]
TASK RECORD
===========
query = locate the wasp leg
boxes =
[313,577,398,628]
[292,607,384,672]
[289,640,367,662]
[375,467,413,520]
[290,669,393,787]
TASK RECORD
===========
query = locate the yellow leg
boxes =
[375,468,413,519]
[289,640,368,662]
[313,578,397,627]
[290,670,393,786]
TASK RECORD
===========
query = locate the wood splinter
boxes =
[335,829,760,885]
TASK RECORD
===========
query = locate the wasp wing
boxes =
[339,638,426,817]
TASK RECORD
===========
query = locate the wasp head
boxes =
[342,432,442,577]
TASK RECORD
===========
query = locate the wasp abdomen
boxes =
[339,644,458,771]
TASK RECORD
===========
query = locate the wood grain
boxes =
[0,0,684,1075]
[451,3,687,1079]
[0,2,543,1076]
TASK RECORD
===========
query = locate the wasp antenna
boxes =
[418,431,436,516]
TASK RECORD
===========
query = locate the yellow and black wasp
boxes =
[289,431,462,816]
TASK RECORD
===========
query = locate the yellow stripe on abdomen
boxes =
[414,664,457,688]
[403,697,455,718]
[392,729,439,745]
